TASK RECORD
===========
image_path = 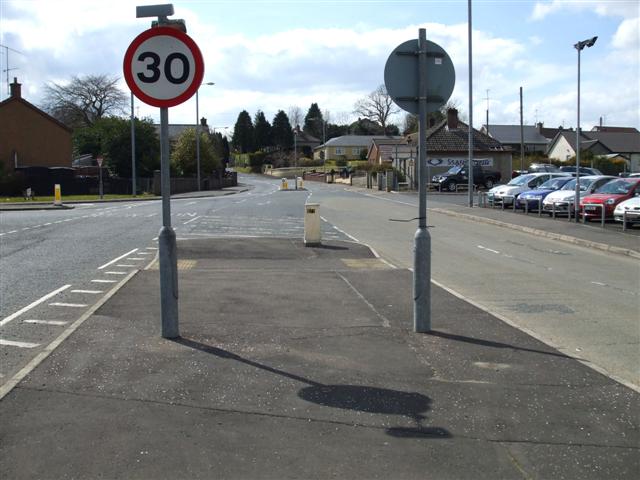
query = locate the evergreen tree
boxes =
[303,103,324,139]
[253,110,272,151]
[232,110,254,153]
[171,128,220,176]
[271,110,294,149]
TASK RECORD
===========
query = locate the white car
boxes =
[613,196,640,227]
[542,175,616,215]
[487,173,570,206]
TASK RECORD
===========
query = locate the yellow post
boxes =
[54,184,62,206]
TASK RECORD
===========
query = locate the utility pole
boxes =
[485,89,490,135]
[519,86,524,173]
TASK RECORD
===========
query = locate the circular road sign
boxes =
[384,39,455,114]
[124,27,204,108]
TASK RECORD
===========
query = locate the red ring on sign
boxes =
[123,26,204,108]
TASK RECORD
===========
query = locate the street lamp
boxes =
[573,35,597,221]
[294,127,298,190]
[308,116,326,170]
[196,81,215,191]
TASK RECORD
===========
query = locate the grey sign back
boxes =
[384,38,455,114]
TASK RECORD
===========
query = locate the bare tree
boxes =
[288,105,303,129]
[353,84,399,135]
[42,74,128,128]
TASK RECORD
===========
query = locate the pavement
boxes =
[1,237,638,479]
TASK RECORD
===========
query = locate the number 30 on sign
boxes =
[123,27,204,108]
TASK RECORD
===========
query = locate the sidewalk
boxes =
[0,185,250,211]
[1,238,637,479]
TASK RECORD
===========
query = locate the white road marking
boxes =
[43,223,51,226]
[137,252,152,255]
[146,247,158,250]
[478,245,501,254]
[91,279,117,284]
[0,270,138,401]
[336,272,390,328]
[332,225,359,242]
[0,285,71,327]
[0,339,40,349]
[21,227,30,231]
[23,319,69,326]
[49,302,88,308]
[115,264,136,268]
[186,201,198,206]
[98,248,139,270]
[7,230,17,234]
[146,213,158,217]
[183,216,201,225]
[70,290,103,294]
[105,271,128,275]
[128,257,145,261]
[591,281,607,286]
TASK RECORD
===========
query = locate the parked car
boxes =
[613,197,640,228]
[527,163,560,173]
[580,178,640,220]
[432,165,502,191]
[487,173,570,206]
[542,175,617,215]
[515,176,574,210]
[559,166,603,176]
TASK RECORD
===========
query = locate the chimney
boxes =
[536,122,543,132]
[10,77,21,98]
[200,117,208,127]
[429,117,436,128]
[447,108,458,129]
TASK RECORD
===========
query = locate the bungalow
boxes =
[406,109,512,182]
[547,127,640,171]
[314,135,403,162]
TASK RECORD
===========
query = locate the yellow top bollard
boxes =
[53,184,62,206]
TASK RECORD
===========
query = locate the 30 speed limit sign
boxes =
[123,27,204,108]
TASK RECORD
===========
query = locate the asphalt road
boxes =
[1,173,638,392]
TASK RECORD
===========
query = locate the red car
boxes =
[580,178,640,220]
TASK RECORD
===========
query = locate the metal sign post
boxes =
[384,29,455,333]
[125,5,204,338]
[97,155,104,199]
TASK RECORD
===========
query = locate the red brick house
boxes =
[0,78,72,172]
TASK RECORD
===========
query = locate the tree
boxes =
[303,103,324,139]
[253,110,272,151]
[42,74,128,129]
[353,84,399,135]
[271,110,294,149]
[73,116,160,178]
[232,110,254,153]
[171,128,221,176]
[288,105,303,129]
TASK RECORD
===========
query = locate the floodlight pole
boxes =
[574,36,597,222]
[414,28,431,333]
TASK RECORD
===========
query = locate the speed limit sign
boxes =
[123,27,204,108]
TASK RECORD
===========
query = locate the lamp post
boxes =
[573,36,597,221]
[308,116,326,169]
[294,127,298,190]
[196,81,214,191]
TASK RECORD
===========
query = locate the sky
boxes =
[1,0,638,134]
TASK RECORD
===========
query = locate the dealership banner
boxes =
[427,157,494,167]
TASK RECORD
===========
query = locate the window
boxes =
[335,147,344,155]
[352,148,361,155]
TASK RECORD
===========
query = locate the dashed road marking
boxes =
[0,339,40,349]
[23,320,69,326]
[91,279,117,284]
[49,302,88,308]
[0,285,71,327]
[70,290,103,294]
[105,271,128,275]
[115,264,137,268]
[98,248,139,270]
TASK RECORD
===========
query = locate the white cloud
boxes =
[531,0,639,21]
[612,16,640,49]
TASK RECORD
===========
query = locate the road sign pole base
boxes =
[413,226,431,333]
[159,226,179,338]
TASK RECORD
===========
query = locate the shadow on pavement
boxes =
[428,330,577,360]
[173,337,451,440]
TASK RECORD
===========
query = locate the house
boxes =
[546,127,640,171]
[293,126,321,157]
[481,124,550,153]
[0,78,72,172]
[314,135,403,162]
[406,109,512,182]
[367,137,411,165]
